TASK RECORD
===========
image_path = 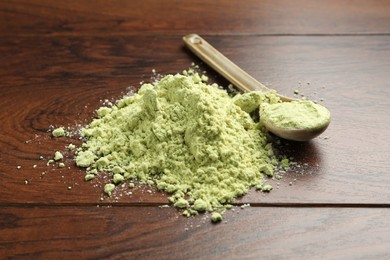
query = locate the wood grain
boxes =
[1,0,390,35]
[1,1,390,258]
[1,206,389,259]
[1,35,389,205]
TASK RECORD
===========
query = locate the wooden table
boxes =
[1,1,390,258]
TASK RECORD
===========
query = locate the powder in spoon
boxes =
[260,100,330,130]
[76,72,282,216]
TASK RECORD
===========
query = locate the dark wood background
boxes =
[1,0,389,258]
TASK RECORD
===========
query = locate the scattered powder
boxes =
[85,174,95,181]
[211,212,223,223]
[54,151,63,161]
[52,127,66,137]
[75,73,284,216]
[46,159,54,166]
[281,158,289,170]
[240,203,251,209]
[104,183,115,195]
[261,184,273,192]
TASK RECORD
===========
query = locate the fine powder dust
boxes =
[75,72,283,217]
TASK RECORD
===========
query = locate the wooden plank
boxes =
[0,206,389,259]
[1,35,389,205]
[1,0,390,35]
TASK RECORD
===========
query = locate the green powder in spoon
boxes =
[260,100,330,130]
[75,72,282,216]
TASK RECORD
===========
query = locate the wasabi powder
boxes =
[52,127,65,137]
[54,151,63,161]
[211,212,223,223]
[76,73,282,215]
[260,100,330,130]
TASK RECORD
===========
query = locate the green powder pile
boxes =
[75,73,282,217]
[260,100,330,130]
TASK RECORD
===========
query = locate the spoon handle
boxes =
[183,34,270,92]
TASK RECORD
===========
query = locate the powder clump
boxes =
[52,127,65,137]
[54,151,63,161]
[76,151,95,167]
[76,73,281,215]
[211,212,223,223]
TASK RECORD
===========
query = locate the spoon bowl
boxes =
[261,116,330,141]
[183,33,330,141]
